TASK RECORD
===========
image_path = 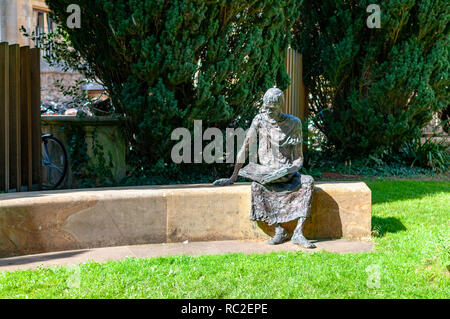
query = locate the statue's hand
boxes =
[213,178,234,187]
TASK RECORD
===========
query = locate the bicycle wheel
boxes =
[41,136,68,189]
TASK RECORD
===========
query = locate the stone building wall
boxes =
[40,56,84,103]
[40,71,84,104]
[0,0,83,103]
[0,0,47,46]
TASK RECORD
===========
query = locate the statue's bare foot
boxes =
[268,226,289,245]
[291,235,316,249]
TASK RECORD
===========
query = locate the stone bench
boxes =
[0,182,371,257]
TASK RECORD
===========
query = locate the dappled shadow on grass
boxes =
[371,216,407,237]
[367,180,449,205]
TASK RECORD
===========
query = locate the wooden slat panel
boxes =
[286,49,290,113]
[283,48,290,115]
[294,50,298,117]
[20,46,32,191]
[0,42,10,192]
[283,47,307,121]
[300,51,306,120]
[292,49,296,115]
[30,48,41,190]
[289,48,293,114]
[9,44,21,192]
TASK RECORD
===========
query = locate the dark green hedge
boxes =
[45,0,300,168]
[292,0,449,158]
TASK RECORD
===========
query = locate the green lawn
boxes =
[0,180,449,299]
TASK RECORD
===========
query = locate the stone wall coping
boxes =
[41,116,122,126]
[0,182,370,208]
[0,181,372,256]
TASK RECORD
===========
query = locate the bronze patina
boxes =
[213,88,316,248]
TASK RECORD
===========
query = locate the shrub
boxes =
[401,137,449,172]
[292,0,449,159]
[43,0,300,169]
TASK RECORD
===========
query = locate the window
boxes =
[33,9,54,56]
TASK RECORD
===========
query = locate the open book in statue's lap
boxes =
[238,163,300,185]
[213,88,316,249]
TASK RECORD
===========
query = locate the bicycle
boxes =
[39,89,108,189]
[41,133,68,189]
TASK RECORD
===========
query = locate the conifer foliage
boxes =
[292,0,449,157]
[45,0,300,165]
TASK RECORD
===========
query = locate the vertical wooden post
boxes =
[283,48,291,115]
[300,57,309,154]
[293,49,298,118]
[299,54,307,121]
[283,48,306,120]
[30,48,41,190]
[283,48,309,154]
[20,46,32,191]
[9,44,21,192]
[0,42,10,192]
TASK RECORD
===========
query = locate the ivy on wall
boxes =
[65,125,115,188]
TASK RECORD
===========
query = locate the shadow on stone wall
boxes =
[257,190,342,240]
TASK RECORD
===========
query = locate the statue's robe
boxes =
[240,112,314,226]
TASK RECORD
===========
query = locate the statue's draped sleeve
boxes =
[236,115,260,164]
[290,119,303,165]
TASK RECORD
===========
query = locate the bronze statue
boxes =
[213,88,316,248]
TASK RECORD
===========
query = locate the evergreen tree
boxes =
[292,0,449,158]
[44,0,300,166]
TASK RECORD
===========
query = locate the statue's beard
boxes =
[263,108,282,120]
[261,101,283,117]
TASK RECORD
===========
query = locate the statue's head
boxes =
[262,87,284,117]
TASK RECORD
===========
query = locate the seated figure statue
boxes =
[213,87,316,248]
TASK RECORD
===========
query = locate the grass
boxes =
[0,180,449,299]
